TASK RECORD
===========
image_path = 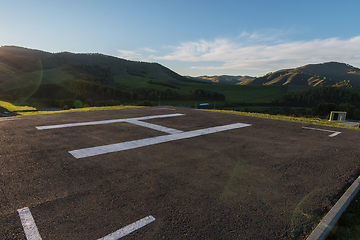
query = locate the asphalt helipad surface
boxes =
[1,107,360,239]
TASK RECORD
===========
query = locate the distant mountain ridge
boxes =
[239,62,360,87]
[1,46,360,89]
[299,62,360,83]
[188,75,252,85]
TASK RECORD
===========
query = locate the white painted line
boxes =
[302,126,341,137]
[125,120,184,134]
[302,126,337,133]
[151,107,176,110]
[17,207,42,240]
[17,208,154,240]
[69,123,251,159]
[307,176,360,240]
[35,114,184,130]
[337,122,359,127]
[328,132,341,137]
[0,117,21,122]
[97,215,155,240]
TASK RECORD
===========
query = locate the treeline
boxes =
[274,87,360,119]
[26,98,128,109]
[1,78,227,110]
[1,78,183,109]
[190,89,225,100]
[312,102,360,119]
[135,87,180,100]
[181,77,212,84]
[277,87,360,107]
[59,79,224,102]
[60,79,180,101]
[61,78,124,100]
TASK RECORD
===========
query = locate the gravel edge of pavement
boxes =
[306,176,360,240]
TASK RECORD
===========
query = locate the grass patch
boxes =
[327,193,360,240]
[17,105,144,115]
[0,100,143,116]
[40,67,74,84]
[0,101,37,112]
[200,109,360,130]
[223,105,312,111]
[179,84,286,103]
[114,76,287,104]
[287,85,312,93]
[114,74,185,91]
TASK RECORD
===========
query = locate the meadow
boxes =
[0,100,142,115]
[327,193,360,239]
[3,70,360,121]
[114,74,290,103]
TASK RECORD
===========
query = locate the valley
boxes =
[1,46,360,120]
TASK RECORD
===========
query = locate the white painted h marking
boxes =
[36,114,185,130]
[302,126,341,137]
[36,113,252,159]
[18,207,155,240]
[17,207,42,240]
[97,216,156,240]
[69,123,251,159]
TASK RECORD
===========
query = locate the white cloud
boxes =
[117,49,142,60]
[117,48,157,61]
[153,35,360,75]
[140,47,157,53]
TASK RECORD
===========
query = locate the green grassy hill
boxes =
[188,75,252,85]
[2,46,360,117]
[239,62,360,87]
[241,69,335,86]
[1,46,286,107]
[0,46,185,81]
[0,46,191,106]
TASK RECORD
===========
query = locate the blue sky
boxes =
[1,0,360,76]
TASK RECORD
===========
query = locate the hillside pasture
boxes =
[114,74,287,104]
[183,84,287,103]
[40,67,75,84]
[114,74,179,90]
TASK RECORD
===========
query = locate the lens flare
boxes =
[0,63,16,75]
[290,188,333,239]
[0,59,43,103]
[220,158,255,202]
[74,100,83,108]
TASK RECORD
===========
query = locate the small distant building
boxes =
[329,111,347,121]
